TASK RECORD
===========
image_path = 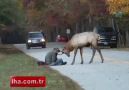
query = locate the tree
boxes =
[22,0,129,46]
[107,0,129,17]
[0,0,26,26]
[0,0,26,44]
[24,0,89,28]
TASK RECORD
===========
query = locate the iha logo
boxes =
[10,76,46,87]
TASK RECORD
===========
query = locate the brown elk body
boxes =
[62,32,104,65]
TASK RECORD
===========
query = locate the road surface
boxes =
[14,42,129,90]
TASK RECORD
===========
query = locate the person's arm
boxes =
[52,52,57,62]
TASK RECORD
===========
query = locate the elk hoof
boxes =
[89,61,92,64]
[80,62,83,64]
[71,63,74,65]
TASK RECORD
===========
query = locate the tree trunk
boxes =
[81,19,86,32]
[55,26,59,35]
[126,30,129,47]
[0,37,1,44]
[115,21,124,46]
[75,22,79,34]
[110,18,116,30]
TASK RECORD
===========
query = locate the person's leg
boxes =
[55,58,63,65]
[55,58,67,65]
[49,59,63,66]
[49,62,56,66]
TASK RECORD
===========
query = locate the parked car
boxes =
[93,27,118,48]
[26,31,46,49]
[56,35,68,42]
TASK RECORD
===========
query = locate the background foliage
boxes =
[0,0,129,46]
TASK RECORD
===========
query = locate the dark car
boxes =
[56,35,68,42]
[26,31,46,49]
[93,27,118,48]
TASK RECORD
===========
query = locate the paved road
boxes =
[14,42,129,90]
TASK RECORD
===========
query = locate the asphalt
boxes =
[14,42,129,90]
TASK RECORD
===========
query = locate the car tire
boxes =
[56,40,59,42]
[110,44,117,48]
[42,44,46,48]
[26,45,30,49]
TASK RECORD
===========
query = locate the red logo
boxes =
[10,76,46,87]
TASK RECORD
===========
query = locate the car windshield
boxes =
[28,33,43,38]
[95,27,114,33]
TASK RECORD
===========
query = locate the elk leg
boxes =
[89,47,96,64]
[71,48,78,65]
[96,48,104,63]
[80,47,84,64]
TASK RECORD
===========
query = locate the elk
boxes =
[62,32,104,65]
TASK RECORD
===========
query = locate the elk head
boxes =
[62,47,70,57]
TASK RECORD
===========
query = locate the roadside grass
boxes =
[0,44,84,90]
